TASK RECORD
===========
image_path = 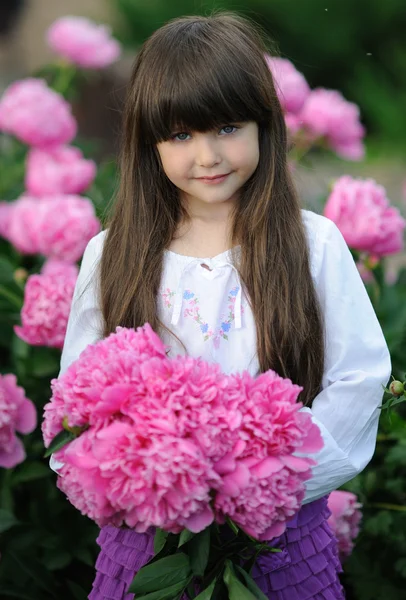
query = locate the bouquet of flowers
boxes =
[42,324,323,599]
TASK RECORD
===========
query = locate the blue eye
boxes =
[220,125,237,135]
[171,132,190,141]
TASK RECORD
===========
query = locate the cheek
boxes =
[158,147,189,181]
[233,140,259,172]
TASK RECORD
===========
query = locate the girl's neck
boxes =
[169,214,235,259]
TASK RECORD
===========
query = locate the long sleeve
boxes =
[49,230,105,473]
[298,212,392,504]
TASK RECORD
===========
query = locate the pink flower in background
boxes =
[1,197,40,253]
[324,176,406,256]
[26,146,96,195]
[0,78,77,147]
[41,259,79,279]
[1,195,100,261]
[0,374,37,468]
[14,265,78,348]
[299,88,365,160]
[42,325,323,537]
[327,490,362,561]
[265,56,310,114]
[0,202,13,238]
[47,16,121,69]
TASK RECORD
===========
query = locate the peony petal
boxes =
[183,505,214,533]
[15,399,37,434]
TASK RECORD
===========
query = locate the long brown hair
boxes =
[100,12,324,406]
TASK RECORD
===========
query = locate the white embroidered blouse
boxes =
[51,210,391,505]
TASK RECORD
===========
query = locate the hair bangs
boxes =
[140,38,269,144]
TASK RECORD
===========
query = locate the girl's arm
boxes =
[49,231,105,473]
[297,213,391,504]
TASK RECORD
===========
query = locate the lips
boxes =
[196,173,231,181]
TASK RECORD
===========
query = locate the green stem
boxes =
[52,62,77,97]
[0,285,23,309]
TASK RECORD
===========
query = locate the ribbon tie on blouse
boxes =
[170,257,242,330]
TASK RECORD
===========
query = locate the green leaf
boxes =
[154,528,169,553]
[194,578,217,599]
[30,348,61,377]
[188,527,211,577]
[235,565,268,600]
[0,508,19,533]
[43,429,76,458]
[11,461,51,486]
[0,256,16,284]
[179,528,196,547]
[43,549,72,570]
[131,578,191,600]
[129,553,191,594]
[223,561,258,600]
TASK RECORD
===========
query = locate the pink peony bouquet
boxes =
[327,490,362,561]
[43,324,323,537]
[42,324,323,597]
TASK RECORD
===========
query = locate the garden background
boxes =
[0,1,405,599]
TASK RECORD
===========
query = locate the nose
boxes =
[194,134,221,168]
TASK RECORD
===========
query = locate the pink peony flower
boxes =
[213,371,323,539]
[2,195,100,261]
[0,78,77,147]
[327,490,362,561]
[299,88,365,160]
[265,56,310,115]
[42,325,324,537]
[26,146,96,196]
[58,424,219,532]
[0,202,13,238]
[215,456,313,540]
[47,16,121,69]
[0,374,37,468]
[41,259,79,279]
[14,265,78,348]
[324,176,406,256]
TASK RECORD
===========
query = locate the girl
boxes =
[53,12,391,600]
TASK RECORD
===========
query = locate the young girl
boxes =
[53,12,391,600]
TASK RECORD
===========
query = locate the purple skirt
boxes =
[88,495,345,600]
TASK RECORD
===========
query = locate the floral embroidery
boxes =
[161,287,176,308]
[160,285,244,347]
[182,286,243,347]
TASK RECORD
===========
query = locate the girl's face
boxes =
[156,121,259,210]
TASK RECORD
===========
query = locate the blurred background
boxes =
[0,2,406,600]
